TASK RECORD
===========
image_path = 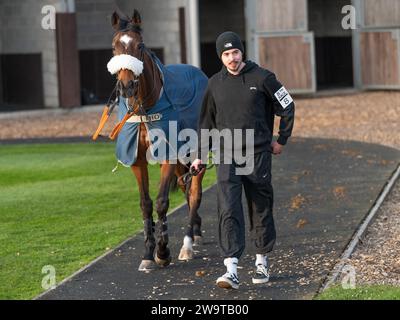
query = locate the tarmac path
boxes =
[36,137,400,300]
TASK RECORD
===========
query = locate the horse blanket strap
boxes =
[109,111,133,140]
[126,113,162,123]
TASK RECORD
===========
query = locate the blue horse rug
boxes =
[116,60,208,166]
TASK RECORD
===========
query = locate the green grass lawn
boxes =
[316,285,400,300]
[0,142,216,300]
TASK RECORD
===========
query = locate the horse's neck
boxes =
[139,54,162,109]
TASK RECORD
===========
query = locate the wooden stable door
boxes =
[362,0,400,28]
[255,0,307,32]
[56,13,81,108]
[356,0,400,89]
[258,34,315,93]
[360,30,400,89]
[246,0,316,93]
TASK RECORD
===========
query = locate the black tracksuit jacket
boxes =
[197,60,295,160]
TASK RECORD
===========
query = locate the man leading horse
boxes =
[191,31,295,290]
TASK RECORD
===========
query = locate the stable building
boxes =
[0,0,399,111]
[246,0,400,93]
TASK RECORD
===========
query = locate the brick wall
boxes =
[117,0,186,65]
[1,0,242,109]
[75,0,115,50]
[76,0,186,65]
[0,0,63,108]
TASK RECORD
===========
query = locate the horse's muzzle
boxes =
[118,80,137,98]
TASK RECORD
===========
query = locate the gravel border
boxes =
[320,164,400,291]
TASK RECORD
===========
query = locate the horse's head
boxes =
[108,9,162,111]
[107,10,146,100]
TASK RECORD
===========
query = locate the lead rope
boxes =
[92,84,119,140]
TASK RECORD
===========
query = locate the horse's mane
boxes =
[127,24,142,34]
[116,20,142,33]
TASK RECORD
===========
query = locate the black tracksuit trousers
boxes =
[216,150,276,259]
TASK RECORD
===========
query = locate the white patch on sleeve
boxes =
[274,86,293,109]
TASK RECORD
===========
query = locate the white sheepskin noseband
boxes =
[107,54,144,75]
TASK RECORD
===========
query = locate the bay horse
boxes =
[94,9,208,271]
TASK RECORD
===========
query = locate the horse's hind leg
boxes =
[176,163,194,260]
[154,162,176,267]
[131,164,156,272]
[178,164,205,260]
[191,172,205,245]
[189,168,205,245]
[175,164,188,194]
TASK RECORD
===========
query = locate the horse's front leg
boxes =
[154,162,176,267]
[178,166,205,260]
[131,163,156,272]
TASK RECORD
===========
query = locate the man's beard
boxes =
[227,60,241,72]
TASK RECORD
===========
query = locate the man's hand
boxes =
[271,141,283,155]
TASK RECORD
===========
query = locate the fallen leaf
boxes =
[333,186,346,199]
[290,194,306,211]
[296,219,308,229]
[195,270,206,277]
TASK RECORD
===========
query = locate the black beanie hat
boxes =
[215,31,244,59]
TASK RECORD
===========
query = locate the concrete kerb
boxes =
[33,183,216,300]
[319,162,400,293]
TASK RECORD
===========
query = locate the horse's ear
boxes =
[132,9,142,26]
[111,11,120,30]
[112,10,129,31]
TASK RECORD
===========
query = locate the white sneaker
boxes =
[216,272,239,289]
[252,264,270,284]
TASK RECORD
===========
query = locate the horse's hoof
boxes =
[155,254,172,267]
[193,235,203,246]
[138,259,157,272]
[178,246,194,261]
